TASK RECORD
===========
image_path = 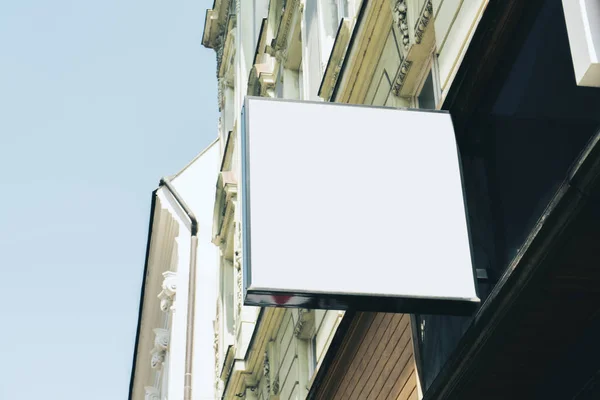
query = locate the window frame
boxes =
[413,53,441,110]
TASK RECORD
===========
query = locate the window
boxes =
[308,335,317,378]
[417,71,436,110]
[414,55,440,110]
[219,258,235,337]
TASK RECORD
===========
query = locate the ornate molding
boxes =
[161,271,177,297]
[158,290,173,313]
[294,309,315,339]
[150,347,166,369]
[274,49,288,65]
[415,0,433,44]
[273,0,300,53]
[294,309,306,337]
[144,386,160,400]
[263,351,280,397]
[392,0,409,51]
[392,58,413,95]
[318,19,352,101]
[153,328,170,351]
[214,303,221,383]
[215,34,225,75]
[330,64,342,93]
[218,77,225,111]
[263,351,270,394]
[263,341,280,398]
[158,271,177,313]
[234,219,243,322]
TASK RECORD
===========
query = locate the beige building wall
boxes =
[202,1,491,399]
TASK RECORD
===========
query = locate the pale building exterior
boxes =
[129,142,221,400]
[200,1,490,399]
[131,1,600,399]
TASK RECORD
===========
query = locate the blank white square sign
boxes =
[241,97,479,315]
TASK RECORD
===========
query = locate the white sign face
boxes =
[563,0,600,87]
[241,97,479,315]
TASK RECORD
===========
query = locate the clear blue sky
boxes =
[0,1,217,398]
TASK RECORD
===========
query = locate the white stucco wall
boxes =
[172,140,221,400]
[143,140,220,400]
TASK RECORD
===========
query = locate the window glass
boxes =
[308,335,317,378]
[417,71,436,110]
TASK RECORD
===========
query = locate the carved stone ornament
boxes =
[144,386,160,400]
[294,309,315,339]
[214,308,221,387]
[158,290,173,313]
[392,58,413,95]
[161,271,177,297]
[263,350,280,397]
[392,0,409,51]
[415,0,433,44]
[273,0,299,52]
[150,348,166,369]
[218,77,225,111]
[295,309,306,337]
[264,352,271,396]
[234,220,243,320]
[153,328,170,351]
[215,34,225,74]
[275,49,288,65]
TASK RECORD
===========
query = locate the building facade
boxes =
[129,142,221,400]
[130,0,600,399]
[200,1,492,399]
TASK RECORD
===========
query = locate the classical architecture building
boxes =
[199,1,491,398]
[130,0,600,399]
[128,142,221,400]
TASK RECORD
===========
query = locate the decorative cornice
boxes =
[263,351,270,395]
[273,0,300,53]
[392,0,409,51]
[392,58,413,95]
[218,77,226,111]
[294,309,306,337]
[415,0,433,44]
[263,351,280,397]
[293,308,315,339]
[215,34,225,75]
[318,19,352,100]
[144,386,160,400]
[214,302,221,378]
[218,19,237,79]
[212,171,238,245]
[234,218,243,324]
[263,341,280,398]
